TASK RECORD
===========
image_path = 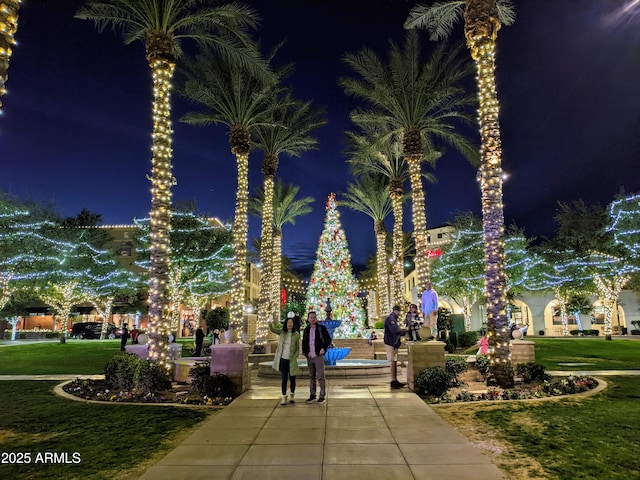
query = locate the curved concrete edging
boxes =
[429,377,608,408]
[53,380,221,409]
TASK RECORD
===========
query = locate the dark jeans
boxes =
[279,358,296,395]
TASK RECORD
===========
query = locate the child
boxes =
[404,304,423,341]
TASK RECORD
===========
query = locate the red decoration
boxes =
[426,247,442,258]
[280,288,287,306]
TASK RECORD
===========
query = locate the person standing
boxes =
[421,282,439,338]
[120,323,129,352]
[302,311,332,404]
[404,303,423,341]
[270,317,301,405]
[130,326,139,344]
[384,306,406,389]
[194,326,205,356]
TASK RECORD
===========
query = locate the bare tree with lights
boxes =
[341,30,478,302]
[342,174,393,320]
[252,96,325,347]
[406,0,516,387]
[76,0,261,363]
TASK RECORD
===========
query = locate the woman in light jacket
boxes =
[270,317,300,405]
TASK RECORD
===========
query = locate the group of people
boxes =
[383,282,439,388]
[270,311,331,406]
[119,324,140,351]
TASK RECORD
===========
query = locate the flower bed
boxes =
[62,378,232,406]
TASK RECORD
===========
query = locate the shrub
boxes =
[445,355,468,385]
[414,366,455,397]
[631,330,640,335]
[475,354,490,379]
[374,321,384,329]
[189,362,233,401]
[205,307,229,332]
[458,331,478,348]
[444,342,456,353]
[104,353,140,391]
[134,360,172,395]
[516,362,550,383]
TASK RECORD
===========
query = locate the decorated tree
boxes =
[134,208,233,333]
[306,193,366,338]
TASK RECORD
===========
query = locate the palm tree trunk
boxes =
[374,221,389,319]
[467,21,512,386]
[0,0,19,110]
[389,187,404,310]
[229,150,250,335]
[256,174,275,346]
[406,154,430,290]
[272,232,283,324]
[146,58,175,363]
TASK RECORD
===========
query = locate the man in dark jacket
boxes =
[384,306,406,389]
[194,327,205,356]
[302,311,332,404]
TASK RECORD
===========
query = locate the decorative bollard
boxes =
[210,343,251,397]
[406,340,446,392]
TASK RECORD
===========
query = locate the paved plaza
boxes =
[139,371,507,480]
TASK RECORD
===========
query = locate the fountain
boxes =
[320,298,351,366]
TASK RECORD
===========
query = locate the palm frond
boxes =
[404,1,466,41]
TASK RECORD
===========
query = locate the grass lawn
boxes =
[530,337,640,370]
[435,376,640,480]
[0,381,214,479]
[0,340,198,375]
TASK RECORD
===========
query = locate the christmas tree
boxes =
[306,193,366,338]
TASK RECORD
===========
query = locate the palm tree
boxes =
[76,0,261,362]
[252,95,325,345]
[0,0,20,109]
[406,0,516,387]
[250,180,313,329]
[347,128,428,310]
[179,48,276,334]
[341,30,478,297]
[342,174,393,319]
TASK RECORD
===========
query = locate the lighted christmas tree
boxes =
[306,193,366,338]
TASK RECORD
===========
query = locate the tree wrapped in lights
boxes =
[77,0,261,362]
[341,31,477,293]
[134,209,233,333]
[342,174,393,320]
[346,129,409,311]
[0,0,20,109]
[306,193,366,338]
[249,181,313,344]
[406,0,517,388]
[608,193,640,264]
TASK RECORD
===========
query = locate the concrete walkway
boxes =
[139,382,506,480]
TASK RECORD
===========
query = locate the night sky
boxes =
[3,0,640,272]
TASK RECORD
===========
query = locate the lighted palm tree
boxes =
[180,49,276,334]
[76,0,261,362]
[342,174,393,318]
[0,0,20,109]
[341,30,478,296]
[252,95,325,345]
[406,0,516,387]
[347,128,428,309]
[250,180,313,329]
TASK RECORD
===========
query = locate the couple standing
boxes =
[270,311,332,406]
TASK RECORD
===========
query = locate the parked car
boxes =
[70,322,121,339]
